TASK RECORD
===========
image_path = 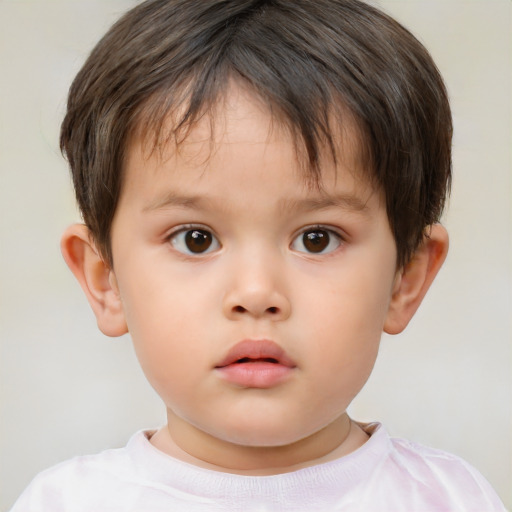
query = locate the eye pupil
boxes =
[185,230,212,253]
[303,230,329,253]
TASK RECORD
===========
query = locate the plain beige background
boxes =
[0,1,510,510]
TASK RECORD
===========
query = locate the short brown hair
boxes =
[60,0,452,267]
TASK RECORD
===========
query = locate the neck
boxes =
[150,412,369,475]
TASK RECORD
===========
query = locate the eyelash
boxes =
[167,224,221,256]
[291,225,344,255]
[166,224,344,256]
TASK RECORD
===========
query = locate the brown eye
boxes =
[291,227,342,254]
[170,228,220,255]
[303,230,330,253]
[185,230,212,253]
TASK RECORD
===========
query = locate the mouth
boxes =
[215,339,296,388]
[215,339,296,368]
[235,357,279,364]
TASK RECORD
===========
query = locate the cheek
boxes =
[297,261,393,388]
[116,273,205,386]
[128,314,210,412]
[303,262,394,340]
[119,255,208,334]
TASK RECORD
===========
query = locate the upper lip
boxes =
[215,339,296,368]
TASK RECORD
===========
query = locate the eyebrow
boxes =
[143,191,370,214]
[279,194,370,214]
[143,193,208,213]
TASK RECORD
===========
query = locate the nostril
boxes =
[232,305,279,315]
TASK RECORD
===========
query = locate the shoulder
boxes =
[390,434,493,485]
[370,425,507,511]
[9,432,145,512]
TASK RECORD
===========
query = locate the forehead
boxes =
[130,82,372,180]
[123,83,377,206]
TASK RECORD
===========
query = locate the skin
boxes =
[62,83,448,475]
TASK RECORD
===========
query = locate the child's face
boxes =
[109,85,399,463]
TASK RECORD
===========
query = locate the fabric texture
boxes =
[10,423,506,512]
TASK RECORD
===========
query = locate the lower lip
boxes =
[215,362,294,388]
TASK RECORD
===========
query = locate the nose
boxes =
[222,251,291,321]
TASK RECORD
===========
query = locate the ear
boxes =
[60,224,128,337]
[384,224,449,335]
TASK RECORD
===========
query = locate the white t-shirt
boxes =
[10,423,506,512]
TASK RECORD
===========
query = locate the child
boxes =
[10,0,507,510]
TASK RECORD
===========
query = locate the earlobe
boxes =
[60,224,128,337]
[384,224,449,335]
